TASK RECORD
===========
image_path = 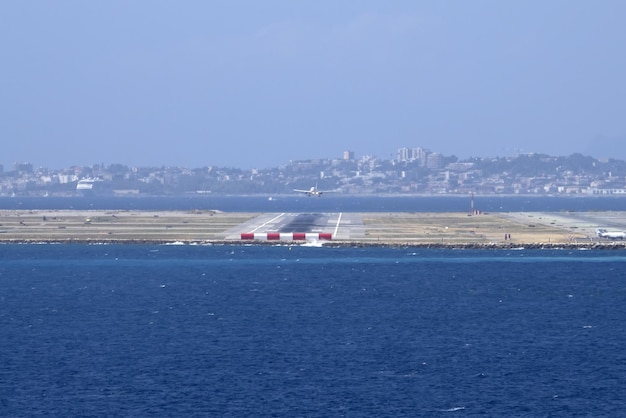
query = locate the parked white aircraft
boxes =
[596,228,626,239]
[293,184,332,197]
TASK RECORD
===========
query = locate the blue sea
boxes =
[1,194,626,212]
[2,244,626,417]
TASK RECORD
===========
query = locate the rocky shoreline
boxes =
[2,238,626,250]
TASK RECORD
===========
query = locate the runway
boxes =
[226,210,626,244]
[222,212,365,240]
[2,209,625,246]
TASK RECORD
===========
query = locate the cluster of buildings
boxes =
[2,148,626,196]
[395,147,444,169]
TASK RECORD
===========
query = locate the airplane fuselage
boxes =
[294,186,325,197]
[596,228,626,239]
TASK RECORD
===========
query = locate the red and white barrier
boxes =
[241,232,332,241]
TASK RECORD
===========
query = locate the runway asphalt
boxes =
[221,212,365,240]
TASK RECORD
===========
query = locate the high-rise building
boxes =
[411,147,429,166]
[397,148,410,162]
[398,147,430,164]
[426,152,443,169]
[13,162,33,173]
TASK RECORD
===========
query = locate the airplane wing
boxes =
[293,185,335,196]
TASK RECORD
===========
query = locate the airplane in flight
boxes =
[293,184,333,197]
[596,228,626,239]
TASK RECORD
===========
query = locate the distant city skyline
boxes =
[5,144,626,173]
[2,1,625,170]
[3,150,626,198]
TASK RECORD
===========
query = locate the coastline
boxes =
[1,239,625,250]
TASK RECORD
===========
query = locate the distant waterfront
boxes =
[5,153,626,197]
[1,194,626,213]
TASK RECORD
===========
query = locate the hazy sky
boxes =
[2,1,626,169]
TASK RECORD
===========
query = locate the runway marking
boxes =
[249,213,286,233]
[333,212,343,238]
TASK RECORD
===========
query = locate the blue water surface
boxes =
[1,245,625,416]
[2,194,626,212]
